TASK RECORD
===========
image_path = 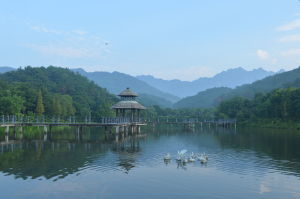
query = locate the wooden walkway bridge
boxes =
[0,116,147,134]
[149,117,237,128]
[0,115,237,136]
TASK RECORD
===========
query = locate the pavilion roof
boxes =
[118,88,138,97]
[111,100,146,110]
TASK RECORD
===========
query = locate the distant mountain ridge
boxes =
[72,68,179,107]
[174,67,300,108]
[0,66,15,73]
[137,67,281,98]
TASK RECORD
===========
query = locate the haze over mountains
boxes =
[137,67,281,98]
[71,68,179,108]
[0,66,285,108]
[175,67,300,108]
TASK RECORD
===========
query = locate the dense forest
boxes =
[0,66,117,119]
[216,88,300,122]
[174,87,232,108]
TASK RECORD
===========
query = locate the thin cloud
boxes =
[256,49,277,64]
[279,34,300,42]
[28,25,109,59]
[31,26,63,34]
[71,30,88,35]
[281,48,300,56]
[277,19,300,31]
[32,25,88,36]
[257,49,270,60]
[28,44,96,58]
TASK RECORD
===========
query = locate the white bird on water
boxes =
[164,153,171,161]
[188,152,196,162]
[198,153,208,164]
[176,149,188,161]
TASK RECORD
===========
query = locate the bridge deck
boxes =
[0,122,147,127]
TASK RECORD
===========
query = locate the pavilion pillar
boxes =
[137,110,140,122]
[131,109,134,122]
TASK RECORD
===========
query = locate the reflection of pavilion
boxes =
[112,137,141,173]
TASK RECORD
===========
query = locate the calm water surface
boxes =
[0,126,300,199]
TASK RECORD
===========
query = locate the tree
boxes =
[35,90,45,115]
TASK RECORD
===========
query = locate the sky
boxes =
[1,0,300,80]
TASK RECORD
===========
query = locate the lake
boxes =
[0,125,299,199]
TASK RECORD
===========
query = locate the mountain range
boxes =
[137,67,281,98]
[0,66,285,108]
[71,68,179,107]
[174,67,300,108]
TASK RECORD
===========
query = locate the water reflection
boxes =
[0,125,299,198]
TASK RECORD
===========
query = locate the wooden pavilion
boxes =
[111,88,146,122]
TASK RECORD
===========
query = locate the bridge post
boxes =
[77,126,81,141]
[43,126,48,133]
[5,126,9,134]
[125,126,128,136]
[120,125,124,133]
[115,134,119,142]
[137,126,140,134]
[13,126,17,139]
[115,126,120,134]
[43,131,48,141]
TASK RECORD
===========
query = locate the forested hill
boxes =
[175,67,300,108]
[72,69,180,103]
[174,87,232,108]
[0,66,117,118]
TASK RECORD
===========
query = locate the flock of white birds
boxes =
[163,149,208,164]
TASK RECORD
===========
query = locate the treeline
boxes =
[143,105,215,121]
[217,88,300,121]
[0,66,117,118]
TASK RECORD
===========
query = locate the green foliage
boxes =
[143,105,216,120]
[35,90,44,115]
[138,93,173,108]
[51,94,75,116]
[217,88,300,122]
[0,66,117,118]
[174,87,232,108]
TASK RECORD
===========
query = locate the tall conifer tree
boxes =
[35,90,45,115]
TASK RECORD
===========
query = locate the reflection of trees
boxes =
[0,141,109,180]
[215,128,300,176]
[0,127,145,179]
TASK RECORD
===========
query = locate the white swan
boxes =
[198,153,208,163]
[176,149,188,162]
[176,156,182,161]
[188,157,196,162]
[188,152,196,162]
[164,153,171,160]
[177,149,187,156]
[183,158,188,163]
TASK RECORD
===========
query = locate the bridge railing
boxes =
[0,115,147,125]
[147,117,237,124]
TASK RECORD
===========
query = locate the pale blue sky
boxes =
[1,0,300,80]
